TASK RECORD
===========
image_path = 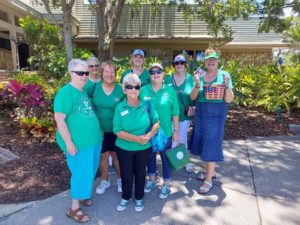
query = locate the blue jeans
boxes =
[147,137,172,181]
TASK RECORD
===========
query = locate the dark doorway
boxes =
[18,43,29,69]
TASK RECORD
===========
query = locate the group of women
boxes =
[54,48,234,223]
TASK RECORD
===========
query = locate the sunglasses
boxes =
[72,71,89,76]
[174,61,186,66]
[88,64,99,68]
[125,85,141,90]
[149,70,163,75]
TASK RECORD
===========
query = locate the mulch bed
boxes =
[0,107,299,204]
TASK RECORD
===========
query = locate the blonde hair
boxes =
[99,61,116,79]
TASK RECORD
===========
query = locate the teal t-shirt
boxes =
[113,98,159,151]
[84,78,101,98]
[92,81,124,132]
[54,84,103,152]
[120,69,150,86]
[164,73,195,121]
[140,84,179,137]
[196,69,233,103]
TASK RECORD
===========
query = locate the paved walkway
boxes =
[0,135,299,225]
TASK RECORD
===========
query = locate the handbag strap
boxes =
[90,82,97,99]
[145,101,153,124]
[172,75,187,108]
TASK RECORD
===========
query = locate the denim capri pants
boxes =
[189,102,228,162]
[66,143,102,199]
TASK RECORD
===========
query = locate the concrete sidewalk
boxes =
[0,135,299,225]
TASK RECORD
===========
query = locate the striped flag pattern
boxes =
[204,84,225,100]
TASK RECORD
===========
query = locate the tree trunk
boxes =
[96,0,125,62]
[63,9,73,63]
[62,0,75,63]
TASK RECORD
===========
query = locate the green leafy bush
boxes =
[46,48,94,78]
[226,61,300,113]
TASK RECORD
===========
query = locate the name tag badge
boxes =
[167,83,172,86]
[114,98,121,102]
[120,110,129,116]
[144,96,151,100]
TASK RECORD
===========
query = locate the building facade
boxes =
[0,0,288,71]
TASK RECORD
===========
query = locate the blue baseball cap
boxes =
[173,54,187,63]
[131,49,145,57]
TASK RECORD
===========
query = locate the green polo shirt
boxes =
[120,69,150,86]
[92,81,124,132]
[113,98,159,151]
[196,69,233,103]
[164,73,195,121]
[54,84,102,152]
[140,84,179,137]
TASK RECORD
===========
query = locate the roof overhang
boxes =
[74,35,232,45]
[5,0,41,18]
[220,42,289,49]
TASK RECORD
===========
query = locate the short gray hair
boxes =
[122,73,141,90]
[86,57,100,65]
[68,59,88,72]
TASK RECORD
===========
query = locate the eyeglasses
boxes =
[174,61,186,66]
[149,70,163,75]
[125,85,141,90]
[71,71,89,76]
[88,64,99,68]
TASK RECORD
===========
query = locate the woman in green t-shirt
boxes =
[120,49,150,86]
[85,57,101,93]
[54,59,102,223]
[91,61,124,195]
[113,73,159,212]
[140,63,180,200]
[164,54,195,172]
[189,49,234,195]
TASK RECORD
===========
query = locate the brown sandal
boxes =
[66,208,90,223]
[80,199,92,207]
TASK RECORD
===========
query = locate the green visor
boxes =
[204,52,220,61]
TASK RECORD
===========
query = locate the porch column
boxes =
[8,12,18,71]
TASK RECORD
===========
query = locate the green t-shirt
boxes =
[196,69,233,103]
[92,81,124,132]
[164,73,195,121]
[84,78,101,98]
[113,98,159,151]
[54,84,103,152]
[120,69,150,86]
[140,84,179,137]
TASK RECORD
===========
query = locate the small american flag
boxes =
[204,84,225,100]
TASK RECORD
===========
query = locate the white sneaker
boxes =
[117,178,122,193]
[96,180,111,194]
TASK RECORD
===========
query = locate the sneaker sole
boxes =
[96,184,111,195]
[159,193,170,199]
[117,207,126,211]
[144,186,156,193]
[135,207,144,212]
